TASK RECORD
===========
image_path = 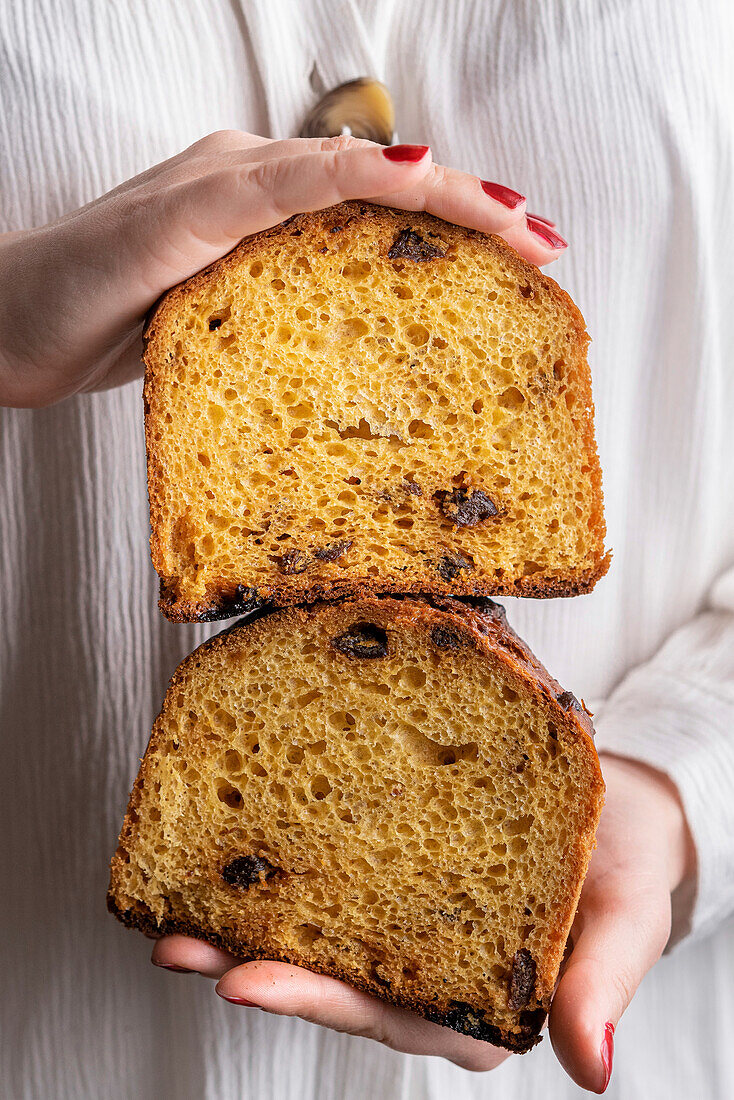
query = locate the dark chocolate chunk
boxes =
[436,488,499,527]
[280,549,308,575]
[331,622,388,659]
[222,855,279,888]
[198,586,267,622]
[314,539,353,563]
[519,1007,547,1031]
[556,690,582,713]
[387,228,446,262]
[436,551,475,581]
[431,625,463,649]
[508,949,537,1010]
[230,586,265,614]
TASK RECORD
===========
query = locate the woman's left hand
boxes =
[152,752,695,1091]
[0,131,562,409]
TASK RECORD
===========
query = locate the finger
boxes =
[151,934,240,978]
[502,217,568,266]
[98,133,564,269]
[215,960,509,1071]
[124,134,378,199]
[526,212,557,227]
[124,133,375,201]
[366,162,567,266]
[181,133,374,170]
[549,874,671,1093]
[179,139,433,241]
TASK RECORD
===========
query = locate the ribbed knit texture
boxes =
[1,1,733,1097]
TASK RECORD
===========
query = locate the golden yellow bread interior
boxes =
[143,202,609,621]
[108,597,604,1051]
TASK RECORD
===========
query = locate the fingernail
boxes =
[215,987,260,1007]
[527,216,568,249]
[526,212,556,227]
[153,962,195,973]
[600,1021,615,1092]
[383,144,430,163]
[480,180,525,209]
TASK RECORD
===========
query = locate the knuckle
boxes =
[243,160,289,217]
[200,129,250,153]
[318,134,362,155]
[427,162,450,190]
[609,964,638,1011]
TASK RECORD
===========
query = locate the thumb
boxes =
[549,873,671,1093]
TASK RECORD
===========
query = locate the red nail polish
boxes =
[216,991,260,1007]
[526,212,556,227]
[153,962,195,973]
[383,144,429,163]
[480,180,525,209]
[600,1021,615,1092]
[527,216,568,250]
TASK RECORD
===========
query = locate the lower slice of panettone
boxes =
[108,597,603,1052]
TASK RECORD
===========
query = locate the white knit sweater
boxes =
[1,1,733,1097]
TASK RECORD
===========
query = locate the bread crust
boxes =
[157,564,609,623]
[143,202,609,622]
[108,595,604,1052]
[106,895,543,1052]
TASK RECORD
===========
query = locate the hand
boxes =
[549,752,695,1092]
[0,131,566,409]
[151,752,695,1089]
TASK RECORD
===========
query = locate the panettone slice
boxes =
[143,202,609,621]
[109,596,603,1052]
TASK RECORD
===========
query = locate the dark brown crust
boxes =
[108,596,603,1051]
[157,566,607,623]
[106,894,541,1052]
[142,202,609,622]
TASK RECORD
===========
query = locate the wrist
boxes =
[0,230,56,407]
[598,751,696,892]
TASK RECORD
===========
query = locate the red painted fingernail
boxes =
[527,216,568,249]
[153,962,195,973]
[480,180,525,209]
[600,1021,615,1092]
[216,990,260,1007]
[526,212,556,227]
[383,144,430,163]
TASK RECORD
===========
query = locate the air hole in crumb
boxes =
[497,387,525,409]
[310,775,331,800]
[216,780,243,810]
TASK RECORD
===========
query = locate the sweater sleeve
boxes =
[594,565,734,948]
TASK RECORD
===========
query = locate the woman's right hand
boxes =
[0,131,566,409]
[153,752,694,1092]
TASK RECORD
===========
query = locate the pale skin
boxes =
[0,132,696,1093]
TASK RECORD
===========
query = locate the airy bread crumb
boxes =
[143,203,609,622]
[108,596,604,1052]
